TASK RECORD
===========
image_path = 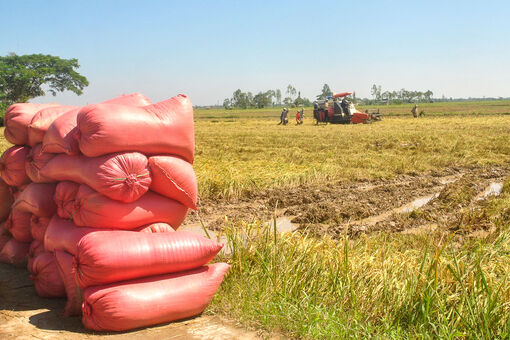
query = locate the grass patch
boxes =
[209,181,510,338]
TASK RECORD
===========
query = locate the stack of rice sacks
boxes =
[0,94,229,331]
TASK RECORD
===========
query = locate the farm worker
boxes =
[278,108,289,125]
[295,111,301,124]
[283,108,289,125]
[313,102,319,122]
[411,104,418,118]
[341,97,350,116]
[299,108,304,123]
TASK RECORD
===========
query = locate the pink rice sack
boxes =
[55,250,83,316]
[30,215,50,241]
[12,183,56,217]
[25,143,56,183]
[30,251,66,298]
[5,209,32,243]
[148,155,198,209]
[4,103,59,145]
[44,216,102,256]
[69,184,188,230]
[42,93,152,155]
[81,263,230,331]
[0,146,31,187]
[27,105,77,147]
[76,94,194,163]
[44,216,176,256]
[74,230,223,288]
[0,237,30,267]
[0,178,14,222]
[41,152,151,203]
[54,181,80,219]
[27,239,45,273]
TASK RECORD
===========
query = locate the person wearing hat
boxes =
[278,107,289,125]
[411,104,418,118]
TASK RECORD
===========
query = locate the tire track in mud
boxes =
[186,165,509,238]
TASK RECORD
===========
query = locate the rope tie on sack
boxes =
[68,199,81,221]
[112,172,150,181]
[71,256,86,308]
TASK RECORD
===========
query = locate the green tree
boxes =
[286,85,296,102]
[253,91,273,108]
[223,98,231,109]
[316,84,332,100]
[424,90,433,102]
[0,53,89,109]
[294,91,311,106]
[371,84,382,100]
[275,89,282,105]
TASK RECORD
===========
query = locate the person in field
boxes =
[411,104,418,118]
[295,111,301,125]
[278,108,289,125]
[299,108,304,124]
[341,97,350,116]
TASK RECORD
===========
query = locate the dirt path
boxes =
[0,264,264,340]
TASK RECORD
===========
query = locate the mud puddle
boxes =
[476,182,504,200]
[182,216,298,255]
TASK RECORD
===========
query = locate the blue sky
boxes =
[1,0,509,105]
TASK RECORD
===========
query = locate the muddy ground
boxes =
[187,164,509,238]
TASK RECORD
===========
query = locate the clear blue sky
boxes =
[1,0,509,105]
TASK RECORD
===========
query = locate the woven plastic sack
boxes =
[27,239,45,273]
[55,250,82,316]
[81,263,230,331]
[75,230,223,288]
[12,183,56,217]
[77,94,194,163]
[54,181,80,219]
[136,222,175,233]
[27,105,77,147]
[25,143,56,183]
[44,216,175,256]
[0,145,31,187]
[0,179,14,222]
[149,156,197,209]
[42,93,152,155]
[0,238,30,266]
[4,103,59,145]
[41,152,150,203]
[0,234,10,253]
[5,209,32,243]
[44,216,99,255]
[30,251,66,298]
[70,184,188,230]
[0,222,8,235]
[30,215,50,241]
[9,184,28,201]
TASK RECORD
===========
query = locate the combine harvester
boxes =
[314,92,382,124]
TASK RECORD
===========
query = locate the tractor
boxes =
[313,92,381,124]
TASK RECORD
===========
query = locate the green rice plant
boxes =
[209,188,510,339]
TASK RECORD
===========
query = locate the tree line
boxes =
[222,84,342,109]
[366,84,433,104]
